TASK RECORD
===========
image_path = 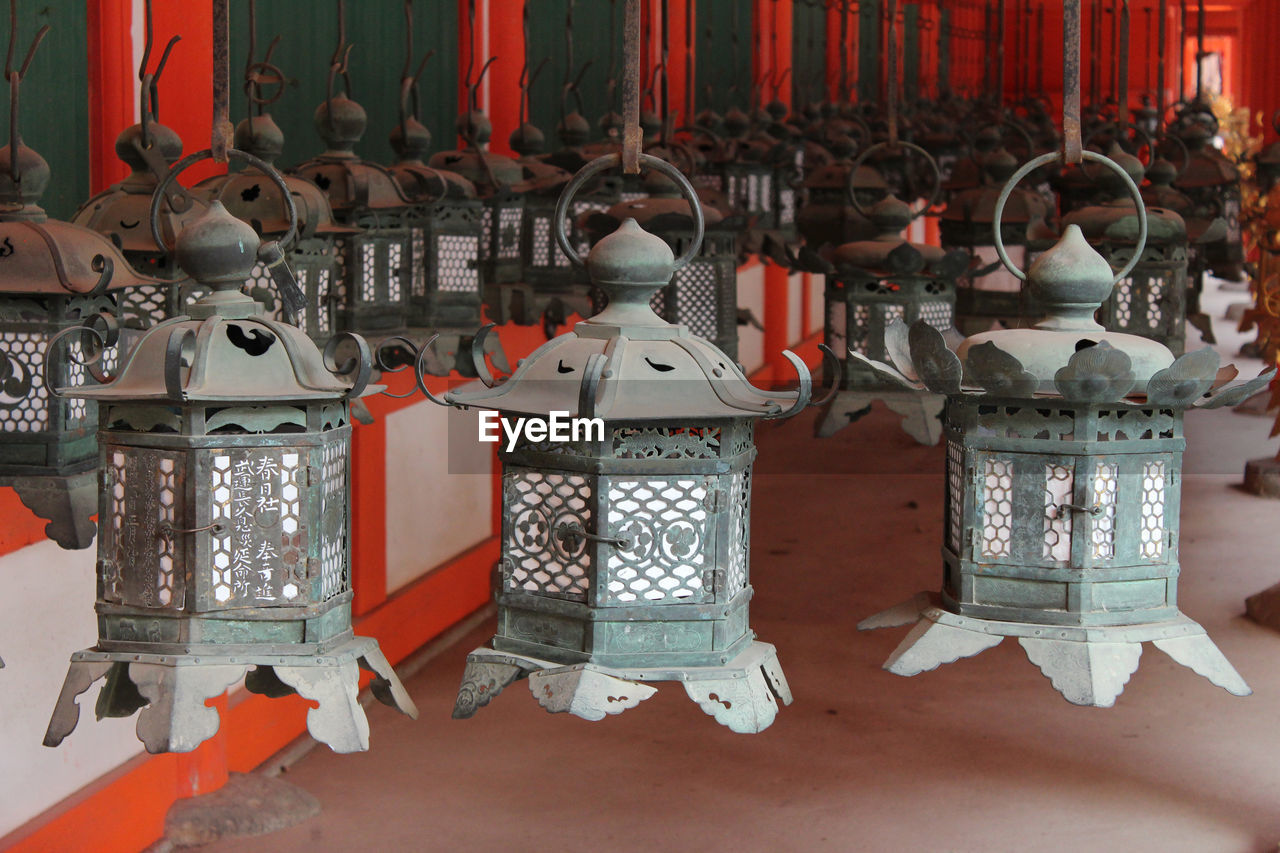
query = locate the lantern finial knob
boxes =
[234,114,284,164]
[0,141,49,217]
[868,194,913,234]
[585,218,675,324]
[1027,224,1114,331]
[314,93,367,156]
[175,200,261,293]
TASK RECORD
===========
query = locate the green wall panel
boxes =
[858,0,880,104]
[0,1,88,220]
[228,0,458,170]
[695,0,751,116]
[525,0,620,144]
[792,0,828,107]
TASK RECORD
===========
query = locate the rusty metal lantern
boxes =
[941,147,1055,333]
[1171,118,1244,281]
[818,143,968,444]
[447,153,812,732]
[858,150,1269,707]
[1063,146,1193,354]
[795,134,888,251]
[293,48,416,334]
[582,170,743,360]
[42,155,416,753]
[0,23,150,549]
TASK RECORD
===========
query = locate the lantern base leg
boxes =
[1242,457,1280,499]
[815,390,945,445]
[43,637,415,754]
[453,642,792,733]
[2,468,99,550]
[861,593,1250,707]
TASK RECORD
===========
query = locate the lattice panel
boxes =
[156,458,177,605]
[606,478,711,604]
[63,338,91,422]
[0,331,46,432]
[410,227,427,297]
[1042,464,1074,562]
[849,304,871,354]
[1145,274,1164,329]
[778,187,796,225]
[105,450,126,601]
[612,426,721,459]
[481,207,494,260]
[946,440,963,552]
[387,242,404,302]
[759,173,773,213]
[1115,277,1133,325]
[320,441,348,601]
[315,269,332,334]
[359,242,377,302]
[747,174,760,212]
[210,450,305,605]
[1091,462,1118,560]
[1140,460,1166,560]
[437,234,480,293]
[498,205,522,259]
[332,237,350,301]
[673,262,719,340]
[531,214,551,267]
[980,459,1013,558]
[726,470,750,595]
[505,470,592,600]
[119,284,169,328]
[918,300,953,330]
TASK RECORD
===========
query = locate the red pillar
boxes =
[488,0,524,157]
[772,0,793,110]
[151,0,215,180]
[86,1,134,193]
[351,419,388,616]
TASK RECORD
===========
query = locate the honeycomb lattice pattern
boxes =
[210,455,234,603]
[1145,274,1164,329]
[332,237,350,301]
[321,441,348,601]
[725,470,750,595]
[0,331,45,432]
[946,440,963,552]
[480,207,494,260]
[850,304,871,353]
[63,338,90,422]
[650,286,666,317]
[673,261,719,340]
[359,242,377,302]
[778,187,796,225]
[410,227,427,297]
[156,458,177,606]
[386,242,404,302]
[437,234,479,294]
[105,450,126,600]
[1140,460,1166,560]
[531,214,551,267]
[506,470,592,600]
[606,478,710,604]
[315,269,332,334]
[498,205,522,260]
[210,451,303,605]
[1091,461,1118,560]
[981,459,1014,558]
[918,300,953,330]
[1115,277,1133,325]
[1042,463,1074,562]
[280,452,302,600]
[119,284,169,328]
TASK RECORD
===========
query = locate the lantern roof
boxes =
[65,201,353,403]
[830,195,957,273]
[446,218,806,421]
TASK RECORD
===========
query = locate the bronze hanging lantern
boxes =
[795,134,889,252]
[0,12,150,549]
[43,153,416,753]
[447,153,815,732]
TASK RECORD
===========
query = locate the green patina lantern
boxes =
[818,146,968,444]
[42,158,416,754]
[857,151,1270,707]
[445,153,812,732]
[1170,119,1244,281]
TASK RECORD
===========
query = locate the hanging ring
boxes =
[847,140,942,218]
[149,147,299,258]
[992,150,1147,284]
[552,152,704,270]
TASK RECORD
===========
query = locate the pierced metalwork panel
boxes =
[359,242,378,302]
[497,204,523,260]
[671,261,719,341]
[917,300,953,331]
[531,214,551,267]
[0,330,47,432]
[1042,463,1074,562]
[612,426,722,459]
[945,440,964,553]
[410,227,427,297]
[320,441,348,601]
[778,187,796,226]
[208,448,308,607]
[979,458,1014,558]
[504,468,592,601]
[100,447,186,609]
[119,284,170,329]
[436,233,480,294]
[725,469,750,596]
[1091,461,1119,560]
[1139,460,1167,561]
[604,477,714,605]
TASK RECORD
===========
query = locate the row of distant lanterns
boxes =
[0,0,1268,762]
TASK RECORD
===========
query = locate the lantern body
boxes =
[723,161,775,231]
[43,203,416,754]
[1174,134,1244,280]
[407,199,483,328]
[795,162,886,250]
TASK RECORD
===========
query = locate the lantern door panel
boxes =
[601,475,719,606]
[503,468,594,603]
[100,446,187,609]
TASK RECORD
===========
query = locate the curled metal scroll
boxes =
[552,152,704,269]
[374,334,449,406]
[764,350,813,420]
[469,323,501,389]
[847,141,941,218]
[149,147,299,256]
[992,149,1147,283]
[42,315,122,396]
[810,344,840,408]
[321,331,373,399]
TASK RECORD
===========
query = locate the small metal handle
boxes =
[992,149,1147,284]
[149,147,299,257]
[1051,503,1101,519]
[552,152,704,270]
[160,522,226,536]
[555,522,628,550]
[847,140,941,218]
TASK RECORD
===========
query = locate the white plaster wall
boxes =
[0,539,144,837]
[737,264,766,374]
[385,401,493,593]
[808,273,825,334]
[787,272,804,346]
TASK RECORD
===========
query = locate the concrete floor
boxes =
[204,279,1280,853]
